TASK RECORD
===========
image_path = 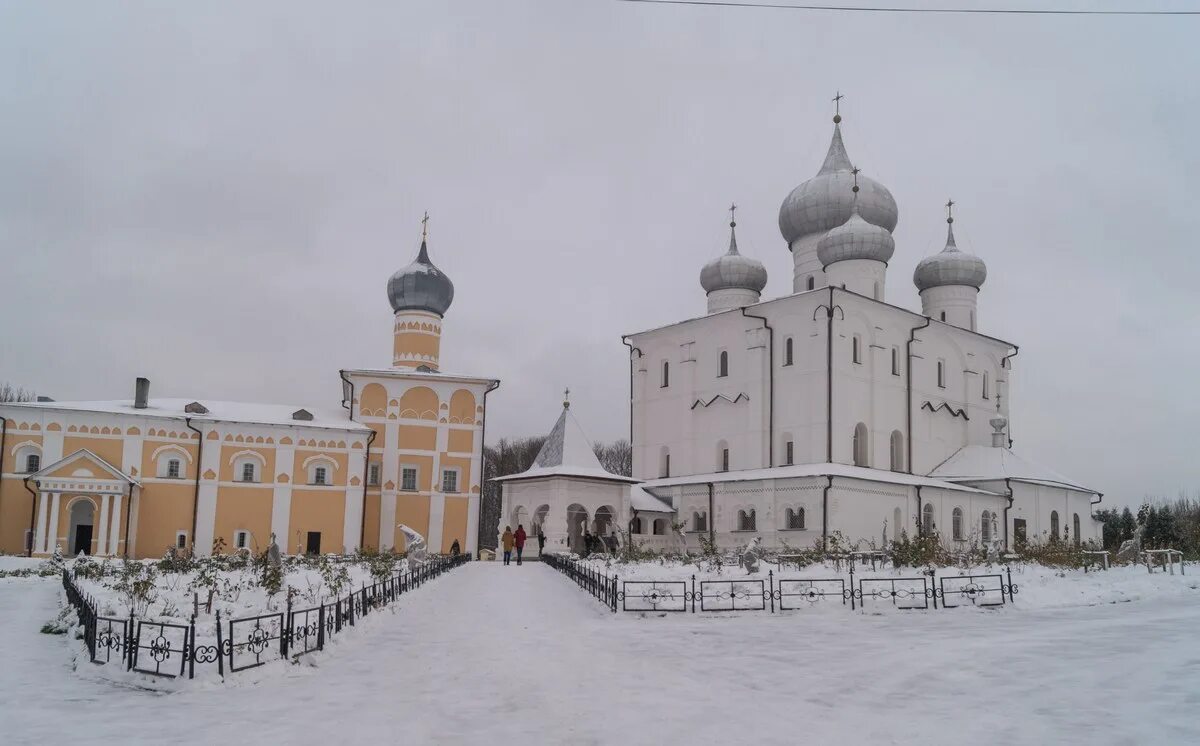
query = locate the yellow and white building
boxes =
[0,227,498,559]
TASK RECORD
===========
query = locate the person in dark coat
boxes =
[514,524,527,565]
[537,528,546,557]
[449,539,461,556]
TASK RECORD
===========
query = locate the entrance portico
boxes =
[27,449,137,557]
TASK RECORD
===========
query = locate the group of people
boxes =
[580,530,616,557]
[500,524,546,566]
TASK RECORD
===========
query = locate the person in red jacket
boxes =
[514,524,527,566]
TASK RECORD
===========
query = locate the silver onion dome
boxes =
[816,204,896,267]
[778,120,898,246]
[700,219,768,294]
[387,237,455,316]
[913,221,987,291]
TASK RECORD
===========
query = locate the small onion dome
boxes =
[700,220,768,294]
[387,237,455,316]
[778,120,898,245]
[913,221,987,291]
[816,205,896,267]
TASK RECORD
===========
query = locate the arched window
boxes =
[922,503,934,535]
[304,456,337,486]
[718,351,729,378]
[231,453,264,483]
[981,511,993,544]
[1073,513,1081,546]
[940,311,946,322]
[15,445,41,474]
[630,516,643,534]
[937,360,946,388]
[852,335,862,364]
[661,361,670,388]
[806,276,815,291]
[693,511,707,531]
[25,453,41,473]
[784,337,794,366]
[738,509,756,531]
[982,371,990,400]
[786,507,805,530]
[659,447,670,478]
[952,507,964,541]
[717,441,730,472]
[889,431,904,472]
[156,446,191,479]
[784,439,794,466]
[852,423,868,467]
[652,518,667,535]
[1050,511,1060,541]
[891,347,900,376]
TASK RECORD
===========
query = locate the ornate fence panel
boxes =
[939,574,1006,608]
[288,605,325,656]
[621,581,688,612]
[700,580,765,612]
[777,578,847,610]
[92,616,130,666]
[132,620,191,678]
[227,612,284,672]
[857,577,930,610]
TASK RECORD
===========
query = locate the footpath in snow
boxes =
[2,560,1199,745]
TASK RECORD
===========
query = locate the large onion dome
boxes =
[387,236,455,316]
[778,118,898,245]
[913,220,987,291]
[700,218,768,294]
[816,203,896,267]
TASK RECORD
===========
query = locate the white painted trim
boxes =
[9,440,41,458]
[151,443,194,464]
[301,454,339,472]
[227,449,267,466]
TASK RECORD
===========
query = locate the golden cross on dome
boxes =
[421,211,430,239]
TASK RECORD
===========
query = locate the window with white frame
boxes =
[234,530,250,550]
[441,468,459,493]
[981,511,993,544]
[401,466,418,491]
[889,431,904,472]
[784,440,794,466]
[232,455,261,483]
[15,445,41,473]
[922,503,935,535]
[367,463,381,486]
[306,458,335,486]
[176,531,188,550]
[1050,511,1060,541]
[853,423,869,467]
[167,459,181,479]
[982,371,990,400]
[952,507,964,541]
[26,453,41,472]
[313,466,328,485]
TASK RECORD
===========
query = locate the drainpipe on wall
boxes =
[821,476,834,550]
[621,339,641,460]
[359,428,377,551]
[1001,347,1020,448]
[906,316,932,475]
[24,476,38,557]
[707,482,715,545]
[915,484,924,537]
[475,379,502,555]
[740,307,774,467]
[123,481,134,559]
[0,415,7,543]
[184,417,204,555]
[339,370,355,414]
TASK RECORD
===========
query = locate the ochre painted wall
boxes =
[394,493,430,550]
[134,482,195,559]
[441,496,469,553]
[212,485,273,555]
[62,436,124,470]
[398,425,437,452]
[362,487,381,551]
[289,489,347,554]
[447,429,473,454]
[0,480,34,553]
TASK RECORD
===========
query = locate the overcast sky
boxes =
[1,1,1197,506]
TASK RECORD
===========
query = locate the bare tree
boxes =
[0,382,35,403]
[593,438,632,477]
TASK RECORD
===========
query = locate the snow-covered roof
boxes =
[492,401,638,484]
[929,446,1098,494]
[638,462,999,495]
[341,367,498,386]
[3,398,368,433]
[629,485,674,513]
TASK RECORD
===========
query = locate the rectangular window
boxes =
[26,454,41,473]
[401,466,418,491]
[313,466,327,485]
[891,347,901,376]
[306,531,321,555]
[783,338,794,366]
[442,469,458,493]
[176,531,188,550]
[852,336,862,364]
[241,462,256,482]
[368,463,381,486]
[234,530,248,549]
[721,448,730,472]
[167,459,181,479]
[785,441,794,466]
[937,361,946,388]
[661,361,669,388]
[982,372,990,400]
[662,454,670,479]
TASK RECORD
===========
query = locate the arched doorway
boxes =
[594,505,616,538]
[68,498,96,555]
[511,505,529,533]
[532,505,550,537]
[566,504,589,553]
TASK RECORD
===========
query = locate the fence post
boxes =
[127,608,136,671]
[348,591,355,627]
[188,615,196,679]
[1005,565,1014,604]
[317,603,326,651]
[769,570,775,614]
[691,574,696,613]
[215,609,224,679]
[927,568,938,610]
[282,597,292,658]
[849,562,856,611]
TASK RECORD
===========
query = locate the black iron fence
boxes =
[60,553,471,681]
[543,553,1018,615]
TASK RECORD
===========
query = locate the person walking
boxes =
[537,528,546,557]
[514,524,527,566]
[501,526,514,566]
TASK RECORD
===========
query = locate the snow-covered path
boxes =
[3,562,1199,745]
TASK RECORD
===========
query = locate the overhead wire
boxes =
[617,0,1200,16]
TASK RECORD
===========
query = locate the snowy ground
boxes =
[2,559,1198,745]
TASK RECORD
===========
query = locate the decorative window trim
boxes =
[441,467,461,494]
[400,464,419,491]
[227,449,267,467]
[233,529,251,550]
[367,462,381,486]
[300,454,339,473]
[152,444,194,464]
[9,440,42,458]
[175,531,189,550]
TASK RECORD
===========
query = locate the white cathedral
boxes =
[498,110,1101,555]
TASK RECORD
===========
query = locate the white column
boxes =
[342,486,362,553]
[46,492,61,554]
[270,483,293,552]
[34,490,49,554]
[465,422,483,555]
[379,490,397,550]
[109,493,123,556]
[427,421,446,552]
[96,494,111,557]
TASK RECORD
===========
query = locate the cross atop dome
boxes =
[832,90,844,123]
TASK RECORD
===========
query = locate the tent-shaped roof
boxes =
[492,399,638,484]
[929,446,1098,494]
